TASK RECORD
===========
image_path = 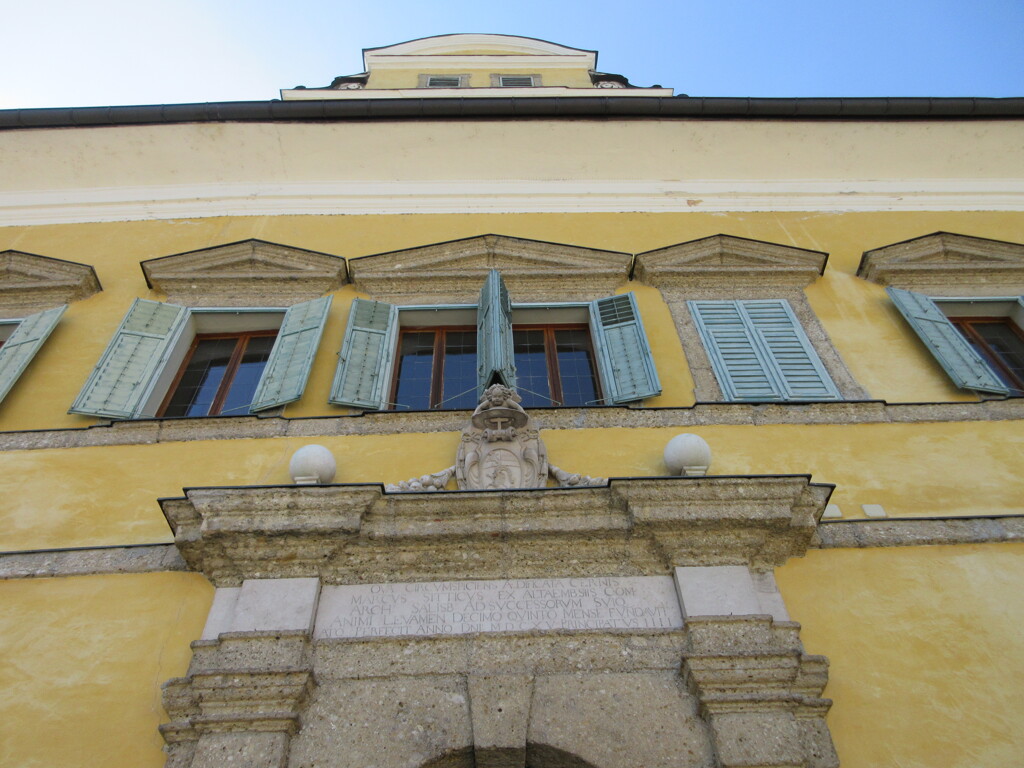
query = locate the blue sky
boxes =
[3,0,1022,109]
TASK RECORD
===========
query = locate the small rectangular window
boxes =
[425,76,464,88]
[498,75,536,88]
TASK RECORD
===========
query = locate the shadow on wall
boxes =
[422,744,601,767]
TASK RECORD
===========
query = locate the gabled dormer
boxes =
[282,34,673,100]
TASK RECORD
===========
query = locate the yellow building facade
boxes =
[1,35,1023,768]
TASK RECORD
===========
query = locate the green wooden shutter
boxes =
[329,298,398,409]
[477,270,516,397]
[887,287,1009,395]
[70,299,188,419]
[250,296,332,412]
[590,293,661,404]
[742,300,841,400]
[689,299,840,401]
[689,300,782,401]
[0,305,66,405]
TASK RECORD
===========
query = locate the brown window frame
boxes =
[158,330,278,417]
[389,325,477,410]
[387,322,602,410]
[512,323,602,407]
[950,316,1024,390]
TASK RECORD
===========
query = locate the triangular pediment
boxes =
[0,250,101,314]
[858,232,1024,290]
[141,240,348,307]
[633,235,828,290]
[349,235,631,302]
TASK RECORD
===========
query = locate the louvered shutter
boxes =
[0,305,66,405]
[70,299,187,419]
[887,287,1009,395]
[250,296,332,412]
[689,299,840,401]
[329,298,398,409]
[689,300,782,401]
[742,300,841,400]
[590,293,661,403]
[477,270,516,397]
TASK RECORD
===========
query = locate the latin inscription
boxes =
[314,576,683,639]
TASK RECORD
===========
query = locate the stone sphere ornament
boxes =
[664,433,712,477]
[289,444,337,485]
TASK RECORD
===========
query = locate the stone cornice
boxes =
[348,234,631,303]
[8,514,1024,579]
[0,250,101,315]
[140,239,348,307]
[1,399,1022,452]
[160,476,832,585]
[634,235,828,290]
[857,232,1024,291]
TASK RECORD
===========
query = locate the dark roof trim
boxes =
[3,96,1023,129]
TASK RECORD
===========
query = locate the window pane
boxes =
[163,337,238,417]
[971,321,1024,388]
[220,335,276,415]
[513,329,553,406]
[394,332,436,410]
[440,330,478,409]
[555,329,599,406]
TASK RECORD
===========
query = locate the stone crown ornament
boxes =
[386,384,605,492]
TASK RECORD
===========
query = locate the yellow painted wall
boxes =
[2,211,1023,434]
[365,67,596,89]
[3,121,1022,191]
[0,572,211,768]
[2,419,1021,551]
[776,543,1024,768]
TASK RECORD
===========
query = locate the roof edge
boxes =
[3,96,1024,130]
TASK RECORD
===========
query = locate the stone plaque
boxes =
[314,576,683,639]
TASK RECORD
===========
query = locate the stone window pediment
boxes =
[631,235,862,402]
[633,235,828,290]
[0,249,101,315]
[858,232,1024,293]
[140,239,348,307]
[347,234,631,304]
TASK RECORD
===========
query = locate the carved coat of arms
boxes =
[385,384,604,493]
[455,385,547,490]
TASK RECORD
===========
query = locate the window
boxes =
[0,305,66,406]
[330,271,659,410]
[491,74,541,87]
[159,331,278,417]
[951,318,1024,390]
[391,326,479,410]
[70,297,332,419]
[688,299,841,402]
[512,325,600,407]
[887,287,1023,395]
[421,74,468,88]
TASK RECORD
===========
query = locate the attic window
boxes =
[496,75,539,87]
[425,75,465,88]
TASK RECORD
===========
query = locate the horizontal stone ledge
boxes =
[2,398,1022,451]
[815,515,1024,548]
[162,476,832,585]
[0,543,184,579]
[7,514,1022,580]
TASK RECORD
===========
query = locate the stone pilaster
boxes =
[161,633,315,768]
[682,617,837,768]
